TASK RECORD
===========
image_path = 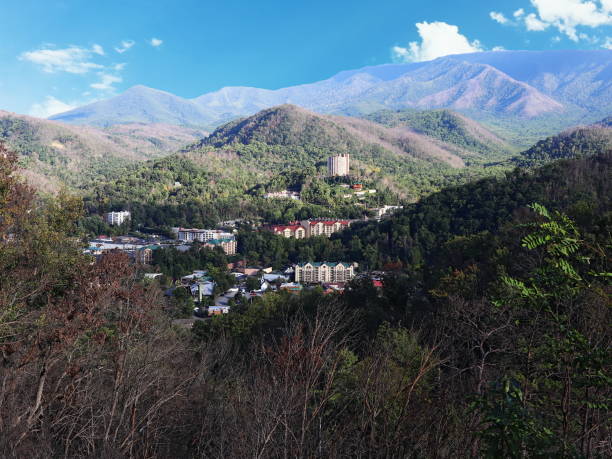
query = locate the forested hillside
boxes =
[81,104,523,229]
[80,105,612,233]
[0,110,207,190]
[234,152,611,270]
[364,108,514,159]
[511,123,611,167]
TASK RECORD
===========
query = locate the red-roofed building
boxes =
[267,219,352,239]
[268,224,306,239]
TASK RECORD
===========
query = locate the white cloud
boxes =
[19,45,103,74]
[392,21,483,63]
[92,44,105,55]
[525,12,550,31]
[90,73,122,90]
[492,46,506,51]
[112,63,127,71]
[114,40,135,53]
[490,11,508,24]
[527,0,612,41]
[603,36,612,47]
[514,8,526,18]
[150,38,163,47]
[29,96,77,118]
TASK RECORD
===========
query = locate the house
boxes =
[262,273,289,283]
[237,267,261,276]
[190,282,215,302]
[181,270,210,284]
[372,205,403,220]
[260,280,272,292]
[280,282,303,293]
[208,305,230,316]
[294,262,356,283]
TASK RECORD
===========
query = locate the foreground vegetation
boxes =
[1,138,610,457]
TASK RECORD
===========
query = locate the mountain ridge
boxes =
[49,50,612,131]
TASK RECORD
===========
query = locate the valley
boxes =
[1,41,610,458]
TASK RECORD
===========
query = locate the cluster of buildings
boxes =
[85,237,161,263]
[267,219,352,239]
[174,228,237,255]
[178,259,357,320]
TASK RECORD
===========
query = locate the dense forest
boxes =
[1,135,610,457]
[511,125,611,167]
[364,108,514,159]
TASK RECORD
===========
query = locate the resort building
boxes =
[294,262,356,284]
[301,219,351,237]
[268,219,351,239]
[268,224,307,239]
[204,237,237,255]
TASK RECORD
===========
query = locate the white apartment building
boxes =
[294,262,356,284]
[105,211,131,226]
[327,154,350,177]
[177,228,233,242]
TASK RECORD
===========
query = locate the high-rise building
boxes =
[327,154,350,176]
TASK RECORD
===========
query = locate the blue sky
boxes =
[1,0,611,117]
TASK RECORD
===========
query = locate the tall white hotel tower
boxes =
[327,154,350,177]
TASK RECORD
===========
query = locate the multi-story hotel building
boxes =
[204,237,237,255]
[268,219,351,239]
[177,228,233,243]
[269,224,307,239]
[294,262,356,284]
[301,219,351,237]
[105,211,131,226]
[327,154,350,177]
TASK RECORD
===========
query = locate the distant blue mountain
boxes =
[49,50,612,129]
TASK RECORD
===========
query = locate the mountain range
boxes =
[50,50,612,136]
